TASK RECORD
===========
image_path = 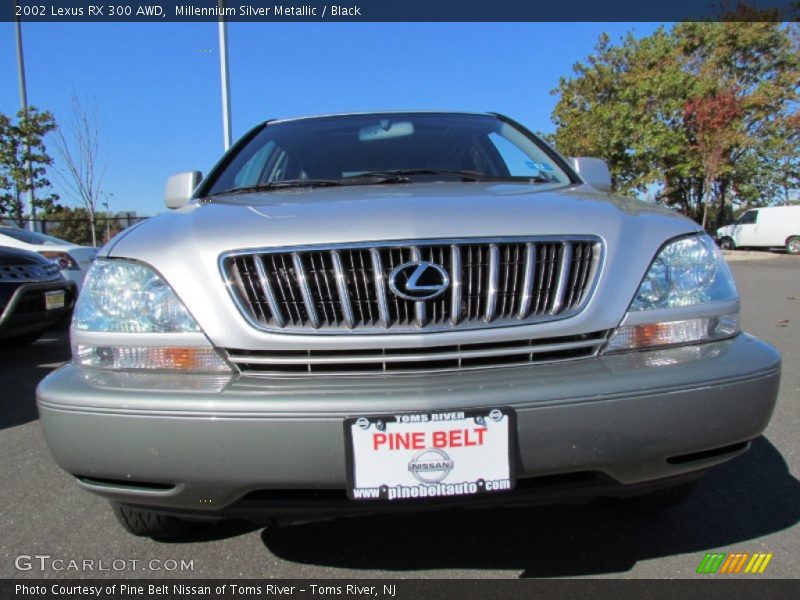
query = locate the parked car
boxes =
[0,226,97,290]
[716,205,800,254]
[37,112,780,538]
[0,246,77,344]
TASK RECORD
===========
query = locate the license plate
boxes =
[345,408,514,501]
[44,290,66,310]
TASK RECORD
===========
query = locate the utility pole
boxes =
[218,0,232,151]
[101,191,113,242]
[15,10,36,230]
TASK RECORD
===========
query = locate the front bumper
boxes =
[0,280,76,340]
[37,334,780,515]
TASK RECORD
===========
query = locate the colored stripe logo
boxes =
[697,552,773,574]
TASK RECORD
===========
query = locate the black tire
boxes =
[719,237,736,251]
[1,330,43,346]
[625,481,698,511]
[786,236,800,255]
[112,502,193,539]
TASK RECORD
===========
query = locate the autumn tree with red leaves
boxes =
[683,88,743,228]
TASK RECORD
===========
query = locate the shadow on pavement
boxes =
[157,520,264,544]
[0,329,69,431]
[259,437,799,577]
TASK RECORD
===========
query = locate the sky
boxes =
[0,22,663,217]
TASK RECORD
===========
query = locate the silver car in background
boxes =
[37,112,780,538]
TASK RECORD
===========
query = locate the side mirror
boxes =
[569,157,612,193]
[164,171,202,209]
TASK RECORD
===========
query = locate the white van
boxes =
[717,205,800,254]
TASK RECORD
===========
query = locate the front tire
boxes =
[719,237,736,251]
[786,236,800,255]
[112,502,193,539]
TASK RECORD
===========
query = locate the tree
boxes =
[769,111,800,205]
[42,206,121,246]
[674,17,799,224]
[0,114,10,211]
[54,92,106,247]
[0,107,60,226]
[551,28,694,198]
[550,18,799,229]
[683,88,743,228]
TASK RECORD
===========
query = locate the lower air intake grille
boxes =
[0,262,61,283]
[225,331,609,377]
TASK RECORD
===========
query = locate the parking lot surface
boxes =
[1,254,798,579]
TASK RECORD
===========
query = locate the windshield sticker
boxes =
[525,161,555,173]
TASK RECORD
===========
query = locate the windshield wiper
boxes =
[209,170,553,197]
[343,169,552,183]
[209,179,345,196]
[344,169,484,182]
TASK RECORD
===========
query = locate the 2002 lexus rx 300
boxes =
[37,112,781,538]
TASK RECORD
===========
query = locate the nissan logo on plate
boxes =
[408,448,454,484]
[388,261,450,301]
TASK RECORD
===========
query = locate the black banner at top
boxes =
[2,0,798,22]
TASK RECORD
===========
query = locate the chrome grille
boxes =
[225,331,609,376]
[0,262,61,283]
[222,237,602,333]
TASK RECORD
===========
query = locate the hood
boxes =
[0,245,52,266]
[105,182,702,349]
[110,182,696,258]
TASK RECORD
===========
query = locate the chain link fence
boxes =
[2,214,149,246]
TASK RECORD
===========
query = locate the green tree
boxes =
[550,18,799,229]
[0,107,61,226]
[551,28,694,197]
[41,206,121,246]
[769,111,800,206]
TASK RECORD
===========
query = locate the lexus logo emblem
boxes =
[389,261,450,301]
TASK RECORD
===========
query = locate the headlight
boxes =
[630,234,736,310]
[604,234,739,353]
[72,259,231,372]
[74,260,200,333]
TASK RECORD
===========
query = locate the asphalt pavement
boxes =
[1,253,798,579]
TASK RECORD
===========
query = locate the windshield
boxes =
[205,113,572,196]
[0,227,70,246]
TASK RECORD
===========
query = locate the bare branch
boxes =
[53,90,107,247]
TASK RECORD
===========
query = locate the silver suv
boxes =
[37,112,781,538]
